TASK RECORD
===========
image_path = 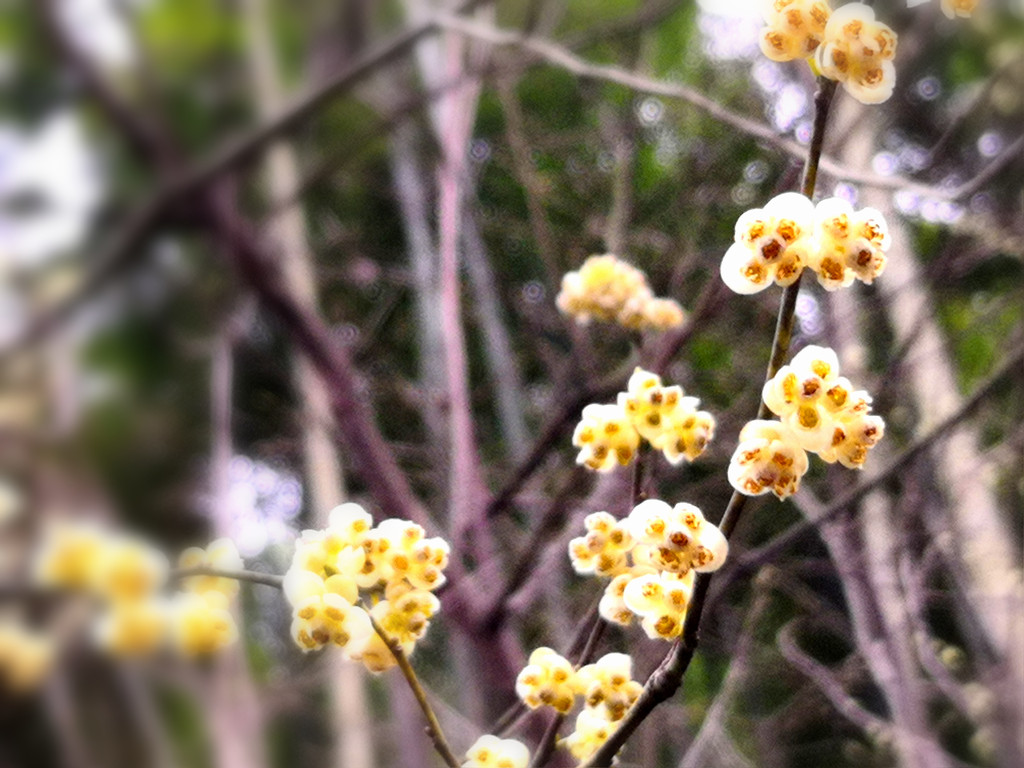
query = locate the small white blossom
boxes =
[720,193,815,294]
[815,3,898,104]
[728,419,811,499]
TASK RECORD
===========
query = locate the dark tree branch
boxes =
[578,77,838,768]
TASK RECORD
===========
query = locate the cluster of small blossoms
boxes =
[572,368,715,472]
[462,735,530,768]
[815,4,898,104]
[720,193,890,295]
[729,345,885,499]
[569,500,727,640]
[282,503,449,673]
[515,650,643,760]
[922,0,980,19]
[0,619,54,692]
[556,254,685,332]
[759,0,831,63]
[757,1,900,105]
[31,521,241,659]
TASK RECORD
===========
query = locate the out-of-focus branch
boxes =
[776,622,891,735]
[437,14,1022,201]
[7,0,492,363]
[480,466,588,628]
[206,191,435,530]
[897,553,974,718]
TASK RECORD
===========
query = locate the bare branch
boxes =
[777,621,890,735]
[364,605,463,768]
[437,14,1020,202]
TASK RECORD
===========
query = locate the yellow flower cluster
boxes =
[577,652,644,722]
[31,522,242,658]
[720,193,815,294]
[569,512,633,577]
[283,503,449,673]
[727,420,810,499]
[759,0,832,62]
[572,368,715,472]
[178,538,244,598]
[621,570,696,641]
[463,735,530,768]
[514,649,643,761]
[939,0,979,18]
[515,647,579,713]
[815,3,898,104]
[564,654,643,760]
[729,345,885,498]
[721,194,890,294]
[0,619,54,692]
[621,368,717,465]
[757,0,902,105]
[806,198,889,289]
[572,403,640,472]
[569,500,727,640]
[556,254,685,332]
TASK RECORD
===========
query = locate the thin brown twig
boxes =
[364,606,463,768]
[528,712,566,768]
[170,566,284,590]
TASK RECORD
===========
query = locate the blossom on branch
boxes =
[808,198,890,290]
[463,735,530,768]
[572,403,641,472]
[573,368,716,472]
[721,196,891,294]
[556,254,685,331]
[169,591,239,656]
[568,499,727,640]
[815,3,898,104]
[515,647,581,714]
[178,538,244,598]
[620,368,716,465]
[759,0,832,62]
[0,620,54,692]
[282,505,450,672]
[907,0,979,19]
[729,345,886,498]
[762,345,884,463]
[720,192,815,294]
[727,419,811,499]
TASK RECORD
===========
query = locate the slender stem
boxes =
[171,566,284,590]
[364,607,462,768]
[577,76,837,768]
[528,713,566,768]
[575,614,607,669]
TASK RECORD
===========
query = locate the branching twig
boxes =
[171,566,284,590]
[438,14,1020,202]
[776,621,890,735]
[364,607,462,768]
